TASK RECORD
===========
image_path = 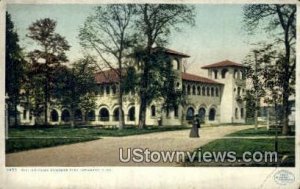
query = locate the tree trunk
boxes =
[118,83,125,129]
[70,103,75,128]
[138,57,150,129]
[276,5,293,135]
[44,82,48,126]
[282,88,290,135]
[14,98,18,126]
[138,96,147,129]
[70,108,75,128]
[281,34,291,135]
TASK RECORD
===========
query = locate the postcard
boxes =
[1,0,299,188]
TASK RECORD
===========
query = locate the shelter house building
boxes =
[17,48,247,126]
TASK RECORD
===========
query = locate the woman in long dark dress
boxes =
[189,115,200,138]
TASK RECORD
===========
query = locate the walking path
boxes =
[6,125,252,167]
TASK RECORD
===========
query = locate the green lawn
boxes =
[6,125,188,153]
[184,127,295,167]
[227,127,295,137]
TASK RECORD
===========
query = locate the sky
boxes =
[7,4,269,76]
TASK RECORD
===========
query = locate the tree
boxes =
[27,18,70,125]
[53,56,97,127]
[5,12,24,126]
[243,48,268,129]
[134,4,195,128]
[79,5,136,129]
[243,5,296,135]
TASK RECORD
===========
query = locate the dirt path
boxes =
[6,125,252,167]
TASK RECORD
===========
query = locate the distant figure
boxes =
[189,115,200,138]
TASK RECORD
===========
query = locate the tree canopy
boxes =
[26,18,70,125]
[5,12,24,126]
[243,4,296,135]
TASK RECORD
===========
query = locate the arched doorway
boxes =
[198,108,206,122]
[99,108,109,121]
[151,105,156,117]
[74,109,83,121]
[186,107,194,120]
[86,110,95,121]
[128,107,135,121]
[209,108,216,121]
[113,108,119,121]
[61,109,70,122]
[50,109,59,122]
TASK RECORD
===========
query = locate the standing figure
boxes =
[189,115,200,138]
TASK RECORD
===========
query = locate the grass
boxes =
[184,126,295,167]
[6,125,188,153]
[227,127,295,137]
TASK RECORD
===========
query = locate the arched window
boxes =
[61,109,70,122]
[99,108,109,121]
[235,108,239,119]
[74,109,83,121]
[172,59,180,70]
[209,108,216,121]
[182,85,186,95]
[241,108,244,118]
[151,105,156,117]
[23,110,27,120]
[187,85,191,95]
[214,70,218,79]
[165,107,170,117]
[234,69,238,79]
[50,109,59,122]
[86,110,95,121]
[211,87,215,97]
[237,87,241,96]
[197,86,201,95]
[216,88,219,97]
[113,108,119,121]
[128,107,135,121]
[99,85,104,95]
[206,87,210,96]
[131,90,136,95]
[106,85,110,95]
[186,107,194,120]
[112,85,117,94]
[221,69,228,78]
[192,85,196,95]
[241,70,245,79]
[198,108,206,122]
[174,105,179,117]
[202,87,206,96]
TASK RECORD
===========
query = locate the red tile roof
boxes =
[182,72,221,84]
[152,47,190,58]
[202,60,246,69]
[95,69,120,84]
[96,69,220,85]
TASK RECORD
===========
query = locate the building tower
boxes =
[202,60,246,123]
